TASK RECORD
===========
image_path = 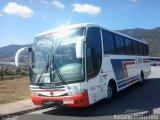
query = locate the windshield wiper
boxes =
[49,41,66,84]
[37,55,49,85]
[50,56,66,84]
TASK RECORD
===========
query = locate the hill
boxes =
[0,44,31,62]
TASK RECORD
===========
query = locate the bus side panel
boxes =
[143,57,151,78]
[103,55,151,92]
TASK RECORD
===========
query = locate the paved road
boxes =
[18,67,160,120]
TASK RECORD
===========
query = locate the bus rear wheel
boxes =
[139,72,144,85]
[106,81,117,101]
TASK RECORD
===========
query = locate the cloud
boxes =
[72,3,101,16]
[28,0,33,3]
[3,2,34,18]
[41,0,49,4]
[0,13,2,16]
[131,0,138,3]
[52,0,65,9]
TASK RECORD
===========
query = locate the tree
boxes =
[0,66,4,80]
[16,67,21,77]
[4,67,9,76]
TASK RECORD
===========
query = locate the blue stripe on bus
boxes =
[118,82,128,88]
[129,75,139,81]
[117,79,127,85]
[117,75,139,89]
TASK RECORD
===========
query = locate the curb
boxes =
[0,105,52,118]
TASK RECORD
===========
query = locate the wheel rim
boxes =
[107,87,113,99]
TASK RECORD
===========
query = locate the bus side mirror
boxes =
[76,37,85,58]
[15,47,28,66]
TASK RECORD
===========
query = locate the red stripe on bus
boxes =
[123,61,135,78]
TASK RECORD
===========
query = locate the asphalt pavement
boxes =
[0,66,160,120]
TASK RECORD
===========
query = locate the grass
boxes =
[0,77,30,104]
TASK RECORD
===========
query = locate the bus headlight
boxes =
[31,91,39,96]
[67,89,85,96]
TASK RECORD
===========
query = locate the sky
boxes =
[0,0,160,47]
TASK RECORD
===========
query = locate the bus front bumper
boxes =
[31,90,89,107]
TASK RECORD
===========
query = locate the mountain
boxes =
[117,27,160,57]
[0,44,31,62]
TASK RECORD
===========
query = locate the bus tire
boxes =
[106,81,117,101]
[139,72,144,85]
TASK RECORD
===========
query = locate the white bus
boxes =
[15,23,151,107]
[150,57,160,66]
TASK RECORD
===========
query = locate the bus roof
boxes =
[36,23,92,37]
[36,23,147,44]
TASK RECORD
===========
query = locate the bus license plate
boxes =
[63,99,74,104]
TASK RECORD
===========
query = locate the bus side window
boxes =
[124,38,133,55]
[147,45,149,55]
[115,35,125,54]
[144,44,147,56]
[142,43,145,56]
[132,41,139,55]
[102,29,116,54]
[146,45,149,56]
[138,43,143,55]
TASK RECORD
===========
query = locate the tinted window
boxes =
[86,27,102,79]
[145,44,148,55]
[138,43,143,55]
[143,44,146,55]
[115,35,125,54]
[146,45,149,55]
[132,41,139,55]
[102,29,116,54]
[124,38,133,55]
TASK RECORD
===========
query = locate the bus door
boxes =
[86,27,105,104]
[98,71,108,100]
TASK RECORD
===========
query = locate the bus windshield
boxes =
[29,28,86,85]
